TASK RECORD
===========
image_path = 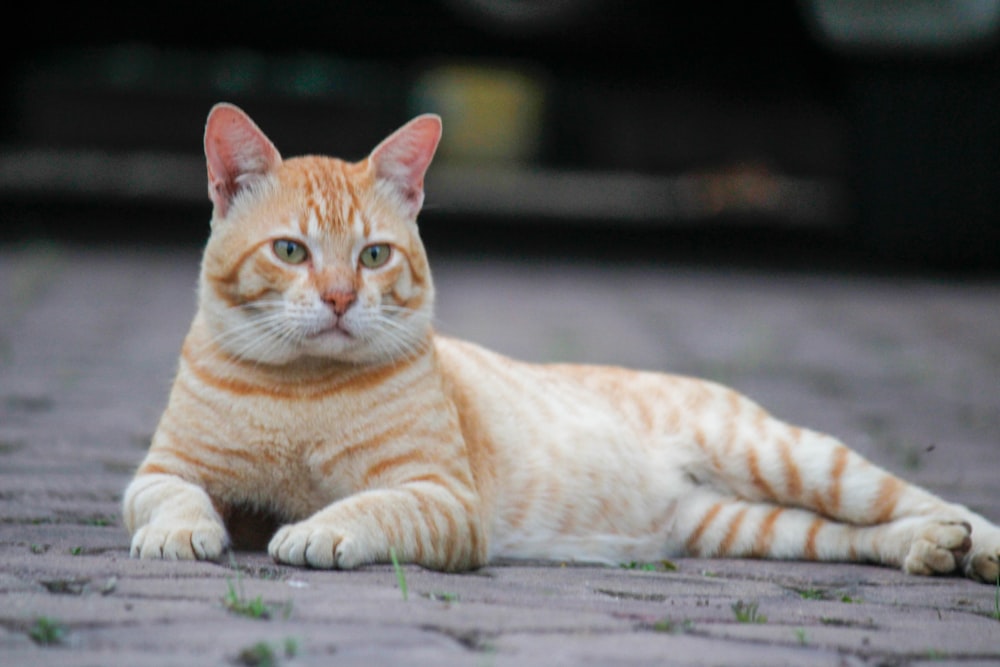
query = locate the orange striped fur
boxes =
[123,104,1000,582]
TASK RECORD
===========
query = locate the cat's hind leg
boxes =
[675,489,972,576]
[677,382,999,580]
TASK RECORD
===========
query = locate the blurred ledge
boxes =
[0,147,845,228]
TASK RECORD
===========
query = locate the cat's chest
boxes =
[213,393,379,513]
[175,350,445,518]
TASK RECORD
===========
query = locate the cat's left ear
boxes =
[369,114,442,218]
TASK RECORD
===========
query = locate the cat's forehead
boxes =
[276,155,375,236]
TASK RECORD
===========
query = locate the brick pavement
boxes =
[1,243,998,666]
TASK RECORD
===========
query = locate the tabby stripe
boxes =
[848,541,859,562]
[158,423,271,466]
[685,502,724,554]
[439,500,460,570]
[718,507,750,556]
[752,507,785,558]
[747,446,777,500]
[229,284,281,308]
[362,450,431,487]
[634,395,657,433]
[803,517,825,560]
[505,475,539,530]
[778,437,803,499]
[827,445,850,515]
[379,505,404,558]
[406,473,458,491]
[691,425,720,471]
[318,419,422,477]
[137,462,171,476]
[331,351,428,399]
[722,391,743,455]
[158,446,236,480]
[344,172,364,226]
[180,344,424,399]
[810,491,829,518]
[409,488,444,553]
[409,502,427,564]
[465,510,483,565]
[209,240,270,289]
[751,406,769,443]
[873,475,904,523]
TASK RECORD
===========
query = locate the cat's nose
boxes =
[322,290,357,316]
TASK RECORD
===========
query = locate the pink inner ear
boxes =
[370,114,442,212]
[204,103,281,217]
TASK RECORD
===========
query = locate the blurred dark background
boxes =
[3,0,1000,271]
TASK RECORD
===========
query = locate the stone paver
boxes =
[1,243,998,666]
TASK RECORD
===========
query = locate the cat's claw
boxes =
[902,520,971,576]
[130,520,228,561]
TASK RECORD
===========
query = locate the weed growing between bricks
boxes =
[28,617,67,646]
[224,556,292,620]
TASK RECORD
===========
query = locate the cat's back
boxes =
[432,335,712,480]
[434,334,712,438]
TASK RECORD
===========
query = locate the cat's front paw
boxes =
[268,522,364,569]
[902,520,971,576]
[130,519,228,561]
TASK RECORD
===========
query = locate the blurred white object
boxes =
[802,0,1000,52]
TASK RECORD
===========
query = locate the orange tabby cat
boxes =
[123,103,1000,582]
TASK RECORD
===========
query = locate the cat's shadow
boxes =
[223,505,282,551]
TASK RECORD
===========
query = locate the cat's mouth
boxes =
[307,320,354,340]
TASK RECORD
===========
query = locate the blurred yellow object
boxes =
[413,64,546,165]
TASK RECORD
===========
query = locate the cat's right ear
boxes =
[369,114,442,219]
[204,103,282,219]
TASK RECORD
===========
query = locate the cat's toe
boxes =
[304,530,337,569]
[131,520,227,561]
[269,524,342,569]
[268,523,363,569]
[962,527,1000,583]
[903,520,970,576]
[268,526,302,565]
[965,551,999,583]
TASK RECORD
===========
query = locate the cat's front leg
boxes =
[123,473,229,561]
[268,482,486,571]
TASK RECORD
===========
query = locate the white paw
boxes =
[964,526,1000,584]
[130,519,228,561]
[268,522,363,569]
[902,520,971,576]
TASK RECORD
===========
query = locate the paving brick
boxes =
[1,245,999,666]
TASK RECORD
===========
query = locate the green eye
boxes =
[359,244,392,269]
[273,239,309,264]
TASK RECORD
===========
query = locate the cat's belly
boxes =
[436,337,699,563]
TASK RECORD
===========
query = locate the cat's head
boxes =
[197,103,440,366]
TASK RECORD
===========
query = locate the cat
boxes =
[123,103,1000,583]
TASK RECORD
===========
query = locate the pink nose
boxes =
[323,290,356,316]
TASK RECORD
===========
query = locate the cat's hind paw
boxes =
[963,527,1000,584]
[902,520,971,576]
[130,519,228,561]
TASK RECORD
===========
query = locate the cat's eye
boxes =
[273,239,309,265]
[359,244,392,269]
